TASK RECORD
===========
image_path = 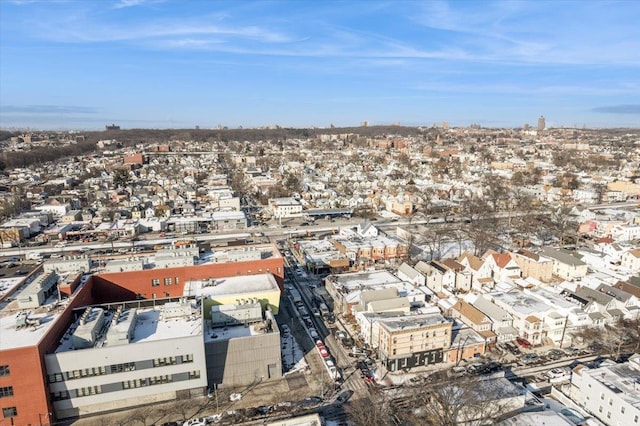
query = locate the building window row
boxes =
[48,354,194,383]
[0,387,14,398]
[152,277,180,287]
[76,386,102,397]
[152,355,192,367]
[50,370,200,401]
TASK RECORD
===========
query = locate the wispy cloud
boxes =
[592,105,640,114]
[1,105,101,114]
[112,0,165,9]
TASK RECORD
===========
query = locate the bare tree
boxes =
[403,376,518,425]
[549,206,578,247]
[344,394,394,426]
[482,173,509,212]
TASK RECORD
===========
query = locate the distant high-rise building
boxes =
[105,123,120,131]
[361,121,369,127]
[537,116,546,131]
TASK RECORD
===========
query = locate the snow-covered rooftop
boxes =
[184,273,280,298]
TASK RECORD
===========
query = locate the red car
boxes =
[516,337,532,349]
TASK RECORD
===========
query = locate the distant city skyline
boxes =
[1,0,639,130]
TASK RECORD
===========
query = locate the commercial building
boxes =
[0,243,284,425]
[376,313,452,371]
[268,197,303,219]
[569,355,640,425]
[45,300,207,418]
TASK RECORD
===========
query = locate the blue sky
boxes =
[1,0,639,130]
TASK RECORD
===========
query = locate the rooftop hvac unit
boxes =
[16,312,28,328]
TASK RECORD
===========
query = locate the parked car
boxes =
[546,349,565,360]
[505,342,521,355]
[516,337,532,349]
[521,353,540,364]
[546,367,570,380]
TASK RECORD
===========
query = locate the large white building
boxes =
[44,300,208,419]
[569,355,640,425]
[268,197,303,219]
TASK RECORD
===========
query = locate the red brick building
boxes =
[0,244,283,425]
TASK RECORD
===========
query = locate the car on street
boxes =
[516,337,532,349]
[546,367,571,380]
[505,342,521,355]
[546,349,565,360]
[521,353,540,364]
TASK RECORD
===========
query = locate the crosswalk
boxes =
[339,368,371,394]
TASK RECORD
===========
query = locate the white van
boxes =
[25,252,42,261]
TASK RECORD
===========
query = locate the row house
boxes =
[471,296,517,343]
[539,247,588,281]
[396,262,426,287]
[483,251,522,282]
[489,291,567,346]
[510,249,554,282]
[415,259,472,293]
[457,252,494,290]
[450,299,496,346]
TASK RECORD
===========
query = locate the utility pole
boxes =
[559,314,569,349]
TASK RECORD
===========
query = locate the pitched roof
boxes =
[492,252,512,269]
[627,249,640,259]
[397,262,421,279]
[614,281,640,298]
[441,258,465,271]
[515,249,539,261]
[539,247,586,267]
[452,299,489,325]
[458,252,483,271]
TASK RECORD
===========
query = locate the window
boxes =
[2,407,17,418]
[48,373,64,383]
[51,390,69,401]
[189,370,201,379]
[151,279,160,287]
[622,407,626,414]
[164,278,172,286]
[0,387,13,398]
[174,277,179,285]
[0,366,8,376]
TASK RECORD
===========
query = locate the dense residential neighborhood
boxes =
[2,125,640,425]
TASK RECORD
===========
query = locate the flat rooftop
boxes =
[184,273,280,298]
[204,322,266,343]
[0,294,67,351]
[379,313,449,332]
[0,276,24,300]
[329,270,401,292]
[54,301,202,354]
[585,358,640,407]
[490,291,551,316]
